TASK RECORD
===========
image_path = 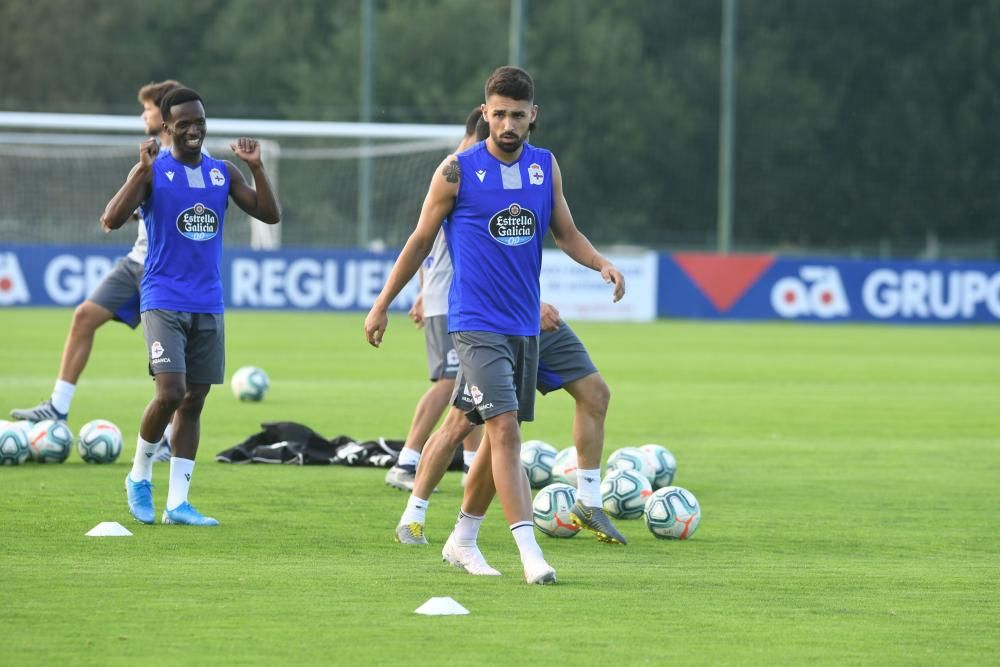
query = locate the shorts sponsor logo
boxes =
[489,203,536,247]
[176,203,220,241]
[151,341,164,359]
[470,385,484,405]
[151,357,172,365]
[0,252,30,305]
[209,168,226,187]
[446,349,459,367]
[771,266,850,319]
[528,163,544,185]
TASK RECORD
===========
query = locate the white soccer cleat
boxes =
[523,559,557,585]
[441,533,501,576]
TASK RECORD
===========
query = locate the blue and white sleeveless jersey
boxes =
[139,152,230,313]
[445,141,554,336]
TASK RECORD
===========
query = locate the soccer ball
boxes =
[0,420,30,466]
[520,439,557,488]
[640,443,677,488]
[28,419,73,463]
[606,446,656,485]
[550,447,578,486]
[644,486,701,540]
[600,467,653,520]
[77,419,124,464]
[532,482,580,538]
[231,366,270,401]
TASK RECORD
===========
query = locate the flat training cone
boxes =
[86,521,133,537]
[414,597,470,616]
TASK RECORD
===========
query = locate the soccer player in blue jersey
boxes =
[394,116,627,547]
[366,67,624,584]
[10,81,180,465]
[101,87,280,526]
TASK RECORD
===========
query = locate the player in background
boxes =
[102,87,280,526]
[366,67,624,584]
[384,108,485,493]
[395,117,626,546]
[11,81,181,462]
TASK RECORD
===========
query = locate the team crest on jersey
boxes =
[528,163,544,185]
[489,203,536,247]
[209,167,226,187]
[176,203,220,241]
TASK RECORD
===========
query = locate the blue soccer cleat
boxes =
[125,475,155,524]
[162,502,219,526]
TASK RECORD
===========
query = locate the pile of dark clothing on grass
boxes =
[215,421,463,470]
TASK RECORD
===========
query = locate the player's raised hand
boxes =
[364,307,388,348]
[602,264,626,303]
[230,137,262,166]
[139,138,158,168]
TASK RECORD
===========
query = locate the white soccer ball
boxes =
[231,366,270,401]
[0,420,30,466]
[644,486,701,540]
[520,439,557,488]
[532,482,580,538]
[550,447,578,486]
[640,443,677,488]
[77,419,123,464]
[28,419,73,463]
[600,467,653,520]
[606,446,656,485]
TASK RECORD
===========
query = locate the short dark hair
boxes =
[484,66,534,102]
[138,80,182,106]
[160,87,204,122]
[464,107,483,137]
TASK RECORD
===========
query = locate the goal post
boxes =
[0,111,464,250]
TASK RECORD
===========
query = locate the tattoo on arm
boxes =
[442,159,461,183]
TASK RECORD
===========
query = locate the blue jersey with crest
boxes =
[139,152,231,313]
[445,140,553,335]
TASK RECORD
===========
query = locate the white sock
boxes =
[162,421,173,445]
[576,468,602,507]
[511,521,544,564]
[166,457,195,510]
[130,436,159,482]
[397,447,421,468]
[462,449,476,468]
[454,510,484,545]
[400,494,429,526]
[50,380,75,415]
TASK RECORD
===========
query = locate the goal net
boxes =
[0,113,462,250]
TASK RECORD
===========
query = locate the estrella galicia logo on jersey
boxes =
[488,203,536,247]
[176,203,220,241]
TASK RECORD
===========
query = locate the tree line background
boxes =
[2,0,998,257]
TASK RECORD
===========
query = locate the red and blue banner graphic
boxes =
[660,253,1000,323]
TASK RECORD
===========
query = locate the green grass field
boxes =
[1,309,998,666]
